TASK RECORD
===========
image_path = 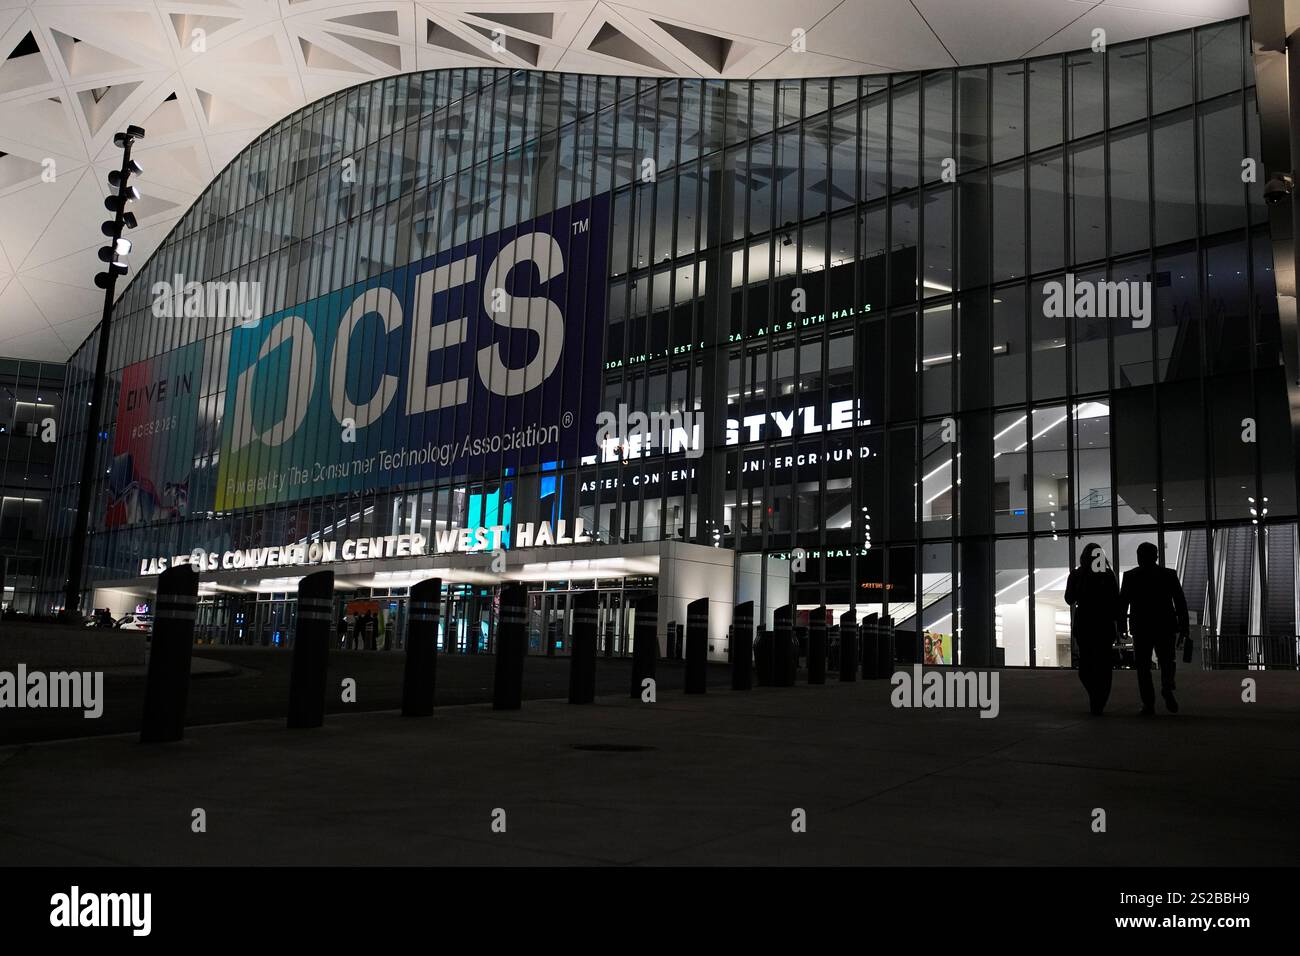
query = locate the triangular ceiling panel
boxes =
[0,166,79,273]
[425,20,494,60]
[50,29,143,79]
[0,151,46,190]
[588,22,669,73]
[467,11,554,39]
[328,12,400,36]
[210,30,286,68]
[298,35,370,74]
[1,29,53,95]
[74,79,140,134]
[326,31,402,70]
[195,87,275,128]
[169,14,241,50]
[0,95,84,158]
[652,19,741,73]
[463,23,539,66]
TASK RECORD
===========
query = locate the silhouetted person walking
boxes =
[1066,543,1121,715]
[1120,542,1189,715]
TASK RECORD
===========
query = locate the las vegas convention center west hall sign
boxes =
[138,520,590,577]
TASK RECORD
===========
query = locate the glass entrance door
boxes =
[528,591,572,656]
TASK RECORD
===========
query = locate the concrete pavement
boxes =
[0,667,1295,866]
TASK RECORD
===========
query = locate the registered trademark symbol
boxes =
[562,411,574,427]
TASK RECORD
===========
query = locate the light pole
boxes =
[59,124,144,620]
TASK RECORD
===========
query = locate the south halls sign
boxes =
[209,195,609,511]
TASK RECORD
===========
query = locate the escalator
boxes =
[1263,523,1296,637]
[1215,526,1255,637]
[1176,530,1210,626]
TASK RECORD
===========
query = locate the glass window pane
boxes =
[993,283,1027,406]
[1152,111,1196,245]
[993,411,1028,533]
[991,63,1026,164]
[1151,31,1194,113]
[923,73,953,183]
[1034,536,1072,667]
[1109,125,1150,256]
[891,79,920,193]
[1067,52,1104,140]
[1200,94,1246,235]
[1069,139,1106,264]
[1155,248,1200,382]
[1027,56,1063,153]
[1029,152,1064,274]
[1108,40,1148,127]
[992,164,1025,282]
[1112,386,1158,526]
[1075,399,1111,529]
[1032,404,1069,533]
[995,538,1030,666]
[1197,20,1242,101]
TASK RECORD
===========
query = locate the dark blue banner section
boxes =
[217,194,610,510]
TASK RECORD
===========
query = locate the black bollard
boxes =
[773,605,795,687]
[401,577,441,717]
[731,602,754,691]
[494,585,527,709]
[685,598,708,694]
[666,620,677,660]
[288,570,334,729]
[569,592,598,704]
[877,616,895,678]
[807,607,827,685]
[631,594,658,698]
[676,623,685,661]
[839,610,859,681]
[139,564,200,743]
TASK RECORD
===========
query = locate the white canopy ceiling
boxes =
[0,0,1246,362]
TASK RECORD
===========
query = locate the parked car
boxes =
[85,608,116,629]
[115,613,153,633]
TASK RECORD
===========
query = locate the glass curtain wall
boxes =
[41,18,1295,664]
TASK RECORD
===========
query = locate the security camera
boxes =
[1263,172,1293,206]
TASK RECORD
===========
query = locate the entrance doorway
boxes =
[524,587,644,657]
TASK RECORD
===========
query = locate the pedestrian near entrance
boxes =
[1120,542,1190,716]
[1065,543,1121,715]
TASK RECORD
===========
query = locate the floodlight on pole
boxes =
[60,124,146,620]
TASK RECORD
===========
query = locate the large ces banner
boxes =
[214,195,609,512]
